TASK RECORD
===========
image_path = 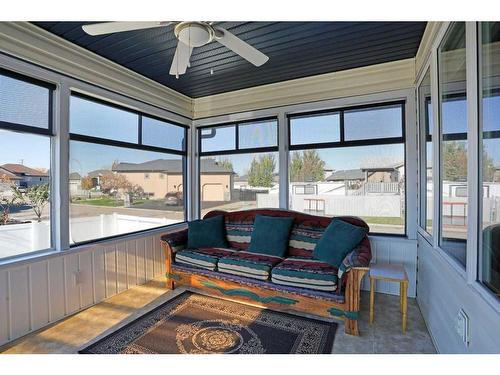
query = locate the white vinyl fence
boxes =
[257,193,402,217]
[0,214,179,259]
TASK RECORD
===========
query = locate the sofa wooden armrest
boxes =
[161,228,187,289]
[343,267,369,335]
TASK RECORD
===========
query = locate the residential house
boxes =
[113,158,234,201]
[0,163,49,188]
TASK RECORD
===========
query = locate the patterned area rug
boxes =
[80,291,337,354]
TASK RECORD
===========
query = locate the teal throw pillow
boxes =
[247,215,294,257]
[187,215,229,249]
[313,218,368,267]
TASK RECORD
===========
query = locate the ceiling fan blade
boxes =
[214,27,269,67]
[169,41,194,77]
[82,21,172,36]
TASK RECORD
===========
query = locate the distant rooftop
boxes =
[113,158,233,174]
[1,164,48,177]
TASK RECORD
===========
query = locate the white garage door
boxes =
[202,184,224,201]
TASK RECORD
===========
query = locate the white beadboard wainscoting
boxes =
[0,229,173,347]
[362,236,418,298]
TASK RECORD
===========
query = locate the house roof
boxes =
[69,172,82,180]
[87,169,113,178]
[0,167,22,181]
[327,169,365,181]
[359,161,404,171]
[1,164,48,177]
[113,158,233,174]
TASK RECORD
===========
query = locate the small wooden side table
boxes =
[369,263,409,333]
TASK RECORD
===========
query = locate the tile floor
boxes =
[0,278,436,354]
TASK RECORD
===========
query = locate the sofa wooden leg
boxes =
[345,318,359,336]
[166,279,175,290]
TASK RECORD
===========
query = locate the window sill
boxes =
[0,222,188,271]
[69,221,188,250]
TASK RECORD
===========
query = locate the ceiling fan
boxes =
[82,21,269,78]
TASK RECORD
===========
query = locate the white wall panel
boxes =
[30,262,49,330]
[48,257,65,323]
[9,266,30,339]
[126,241,137,287]
[105,246,117,298]
[0,229,178,347]
[78,252,94,308]
[0,270,9,343]
[136,239,146,285]
[64,254,80,315]
[92,248,106,303]
[153,234,163,277]
[116,242,128,293]
[145,237,154,281]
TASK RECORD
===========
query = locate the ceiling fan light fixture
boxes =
[174,22,214,48]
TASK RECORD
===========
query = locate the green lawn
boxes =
[72,198,149,207]
[361,216,404,225]
[73,198,124,207]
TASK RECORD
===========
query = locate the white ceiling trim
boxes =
[0,22,193,118]
[415,22,445,80]
[192,58,416,119]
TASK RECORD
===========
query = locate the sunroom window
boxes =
[69,94,187,245]
[479,21,500,296]
[198,119,279,217]
[438,22,467,267]
[0,70,53,260]
[418,68,433,235]
[288,102,406,235]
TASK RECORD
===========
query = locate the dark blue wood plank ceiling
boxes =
[33,22,427,98]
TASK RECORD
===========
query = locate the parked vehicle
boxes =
[165,191,183,206]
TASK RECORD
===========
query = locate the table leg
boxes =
[400,282,403,313]
[369,277,375,324]
[402,281,408,334]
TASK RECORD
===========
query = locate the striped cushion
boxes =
[218,251,283,280]
[288,222,327,258]
[174,248,235,271]
[225,222,253,250]
[271,257,339,292]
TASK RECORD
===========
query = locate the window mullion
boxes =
[54,80,71,251]
[278,111,288,209]
[465,21,479,283]
[430,48,441,249]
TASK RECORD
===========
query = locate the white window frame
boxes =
[416,22,500,311]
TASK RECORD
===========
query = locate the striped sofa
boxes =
[161,209,372,336]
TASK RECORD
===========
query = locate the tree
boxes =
[248,154,276,187]
[0,175,18,225]
[100,173,132,196]
[11,184,50,222]
[482,149,495,182]
[442,141,467,181]
[289,150,325,182]
[81,176,94,191]
[217,158,234,172]
[442,141,496,182]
